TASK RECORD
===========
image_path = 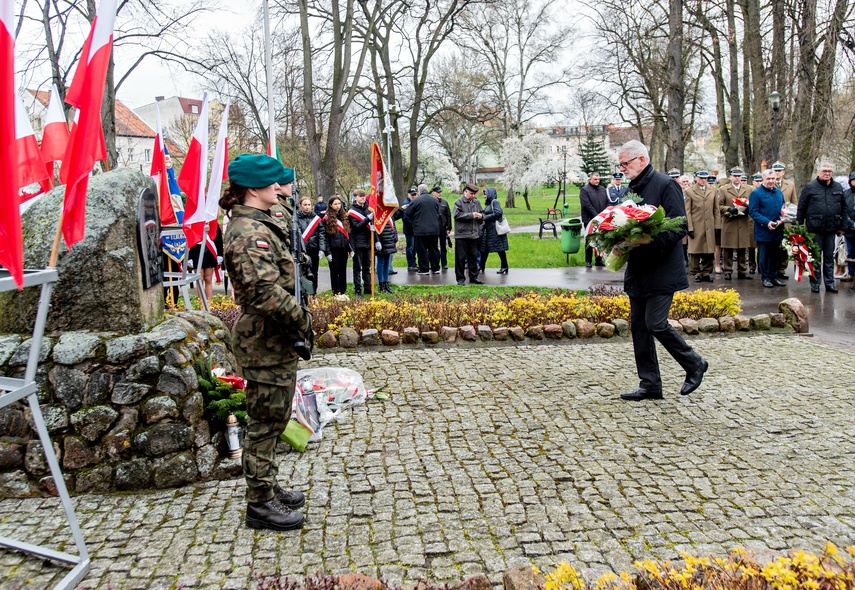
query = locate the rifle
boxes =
[291,170,313,361]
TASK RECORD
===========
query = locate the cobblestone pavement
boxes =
[2,334,855,589]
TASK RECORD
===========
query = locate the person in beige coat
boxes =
[684,171,719,282]
[718,168,754,280]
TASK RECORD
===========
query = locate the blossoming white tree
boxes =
[414,150,460,190]
[499,131,585,210]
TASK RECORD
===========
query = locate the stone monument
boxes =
[0,168,164,333]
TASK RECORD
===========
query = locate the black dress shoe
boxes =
[777,273,789,280]
[681,359,708,395]
[763,279,774,288]
[702,276,714,282]
[585,262,592,268]
[811,285,820,293]
[693,275,702,282]
[496,268,508,274]
[826,285,839,293]
[470,278,484,285]
[772,278,786,287]
[388,269,398,275]
[738,273,752,279]
[620,388,663,401]
[457,280,465,286]
[724,273,732,280]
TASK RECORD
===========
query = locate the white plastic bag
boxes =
[292,368,369,441]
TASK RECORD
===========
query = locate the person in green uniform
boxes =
[219,154,312,531]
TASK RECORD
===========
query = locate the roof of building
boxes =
[26,88,156,139]
[177,97,204,115]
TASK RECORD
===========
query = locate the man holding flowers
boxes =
[748,170,785,288]
[616,141,708,401]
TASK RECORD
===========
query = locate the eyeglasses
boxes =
[818,169,833,174]
[618,156,639,169]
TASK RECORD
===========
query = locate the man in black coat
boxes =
[618,141,708,401]
[407,184,442,274]
[580,172,609,267]
[433,186,453,270]
[796,162,848,293]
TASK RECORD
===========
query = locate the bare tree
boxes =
[666,0,684,171]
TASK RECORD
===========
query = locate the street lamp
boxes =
[769,91,781,162]
[561,145,568,214]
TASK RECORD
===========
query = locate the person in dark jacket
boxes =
[323,195,351,295]
[375,219,398,294]
[843,172,855,289]
[313,194,327,216]
[796,162,848,293]
[348,189,375,296]
[580,172,609,267]
[295,195,326,294]
[453,184,484,285]
[617,140,707,401]
[393,188,418,270]
[407,184,442,274]
[433,186,453,270]
[748,170,786,288]
[480,188,509,273]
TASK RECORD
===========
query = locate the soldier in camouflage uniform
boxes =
[219,154,312,531]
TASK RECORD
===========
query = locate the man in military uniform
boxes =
[718,168,753,280]
[607,172,628,204]
[684,171,719,282]
[221,154,312,532]
[773,161,797,279]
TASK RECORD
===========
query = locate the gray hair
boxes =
[761,169,776,179]
[817,161,834,171]
[618,140,649,160]
[418,183,429,193]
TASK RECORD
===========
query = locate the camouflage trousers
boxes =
[242,359,298,503]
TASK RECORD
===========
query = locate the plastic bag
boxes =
[289,367,369,443]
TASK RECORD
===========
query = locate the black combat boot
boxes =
[354,285,363,297]
[382,282,393,294]
[274,484,305,508]
[245,498,305,531]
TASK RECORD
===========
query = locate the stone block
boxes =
[182,392,204,423]
[493,327,509,341]
[41,405,69,433]
[524,325,544,339]
[543,324,563,339]
[7,337,54,367]
[718,316,736,333]
[508,327,525,341]
[440,327,458,342]
[561,321,577,339]
[421,331,440,344]
[52,332,102,365]
[477,325,494,341]
[70,406,119,441]
[503,564,546,590]
[596,323,615,338]
[458,326,477,341]
[0,169,164,334]
[668,319,684,332]
[126,356,160,382]
[697,318,720,333]
[25,440,61,476]
[194,421,211,448]
[196,445,218,479]
[115,458,150,490]
[48,365,88,411]
[611,318,629,336]
[153,452,199,489]
[142,396,179,424]
[361,329,380,345]
[102,430,133,462]
[112,382,151,405]
[86,372,117,405]
[779,297,809,333]
[734,315,751,330]
[336,573,384,590]
[214,456,243,479]
[575,320,595,339]
[338,327,359,348]
[62,436,100,470]
[0,335,22,365]
[452,574,491,590]
[133,423,193,457]
[76,465,113,493]
[319,330,337,348]
[750,314,771,330]
[380,330,400,345]
[0,470,34,498]
[402,327,420,344]
[770,312,786,328]
[0,441,25,470]
[0,407,31,438]
[38,474,74,497]
[678,318,699,334]
[105,335,147,364]
[156,365,193,397]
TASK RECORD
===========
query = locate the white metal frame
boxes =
[0,268,90,589]
[160,227,208,311]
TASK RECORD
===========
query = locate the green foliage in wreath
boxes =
[196,357,247,424]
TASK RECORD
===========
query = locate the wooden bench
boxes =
[546,208,559,219]
[538,218,557,239]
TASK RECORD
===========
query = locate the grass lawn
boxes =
[439,184,583,228]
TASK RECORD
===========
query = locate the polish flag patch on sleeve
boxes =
[255,240,269,249]
[274,211,284,218]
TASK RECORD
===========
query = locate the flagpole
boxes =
[263,0,276,156]
[49,213,64,267]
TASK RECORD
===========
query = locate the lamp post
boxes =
[561,145,568,214]
[769,91,781,162]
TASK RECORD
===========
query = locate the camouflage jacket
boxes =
[223,204,308,371]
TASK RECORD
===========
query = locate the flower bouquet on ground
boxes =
[724,197,749,217]
[782,223,820,282]
[584,196,687,272]
[779,202,798,223]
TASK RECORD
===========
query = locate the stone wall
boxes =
[0,312,241,498]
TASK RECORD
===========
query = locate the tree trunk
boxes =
[504,186,515,209]
[665,0,684,171]
[725,0,743,169]
[740,0,770,170]
[522,187,531,211]
[102,54,117,170]
[792,0,817,187]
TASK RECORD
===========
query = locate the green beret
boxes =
[228,154,284,188]
[278,167,295,185]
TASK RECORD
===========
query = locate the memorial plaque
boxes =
[136,187,162,289]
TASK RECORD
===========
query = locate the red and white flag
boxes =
[40,83,69,186]
[150,102,178,226]
[0,0,23,287]
[178,92,210,248]
[59,0,117,248]
[14,92,49,198]
[201,102,229,257]
[367,142,399,232]
[267,123,276,160]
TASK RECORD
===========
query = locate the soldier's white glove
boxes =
[327,254,333,262]
[375,242,382,252]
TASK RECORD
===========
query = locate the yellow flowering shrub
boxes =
[670,289,741,319]
[542,543,855,589]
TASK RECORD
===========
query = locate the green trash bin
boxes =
[561,217,583,255]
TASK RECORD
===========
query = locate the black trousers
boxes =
[438,233,449,268]
[306,248,320,294]
[629,293,703,391]
[810,231,837,287]
[454,238,479,282]
[757,240,779,282]
[481,250,508,270]
[352,247,372,292]
[329,247,349,294]
[415,234,440,272]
